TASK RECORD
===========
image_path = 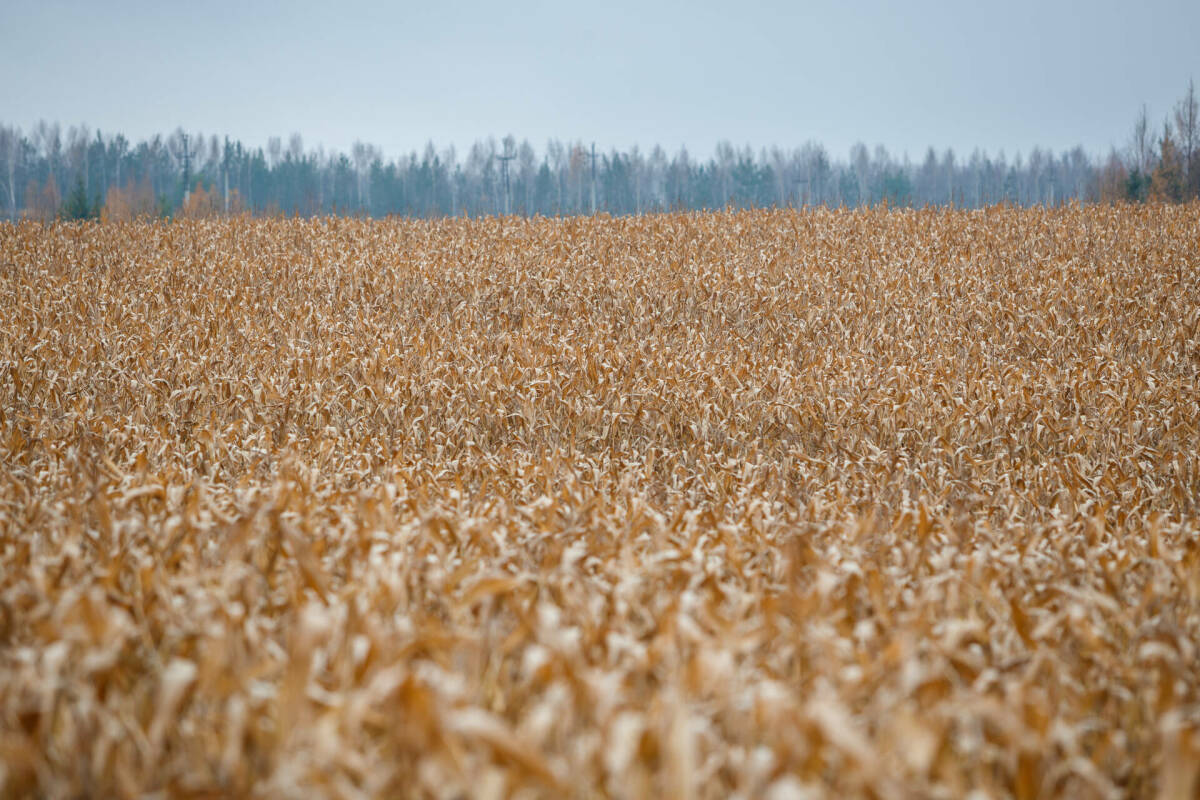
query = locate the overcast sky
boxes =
[3,0,1198,162]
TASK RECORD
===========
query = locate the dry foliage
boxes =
[1,206,1199,799]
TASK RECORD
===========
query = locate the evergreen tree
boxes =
[1125,168,1149,202]
[61,174,93,220]
[882,169,913,206]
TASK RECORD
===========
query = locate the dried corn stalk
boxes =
[1,205,1199,798]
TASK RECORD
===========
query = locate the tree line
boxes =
[1,81,1196,222]
[1095,80,1199,203]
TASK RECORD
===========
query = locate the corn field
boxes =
[1,206,1199,799]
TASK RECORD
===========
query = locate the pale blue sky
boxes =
[2,0,1197,161]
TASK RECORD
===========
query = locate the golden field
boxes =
[1,206,1199,799]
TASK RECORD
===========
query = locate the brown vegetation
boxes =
[1,206,1199,798]
[101,177,160,223]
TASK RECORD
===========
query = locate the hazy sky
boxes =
[3,0,1198,162]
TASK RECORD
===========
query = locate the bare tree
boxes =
[66,124,89,195]
[0,125,19,220]
[518,139,536,214]
[34,121,62,192]
[1129,104,1153,176]
[850,143,870,204]
[112,133,128,189]
[442,144,458,215]
[715,141,735,207]
[1174,79,1198,197]
[546,139,566,213]
[918,147,938,204]
[351,141,372,209]
[647,145,667,210]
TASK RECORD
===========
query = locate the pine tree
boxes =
[62,174,93,220]
[1125,168,1149,202]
